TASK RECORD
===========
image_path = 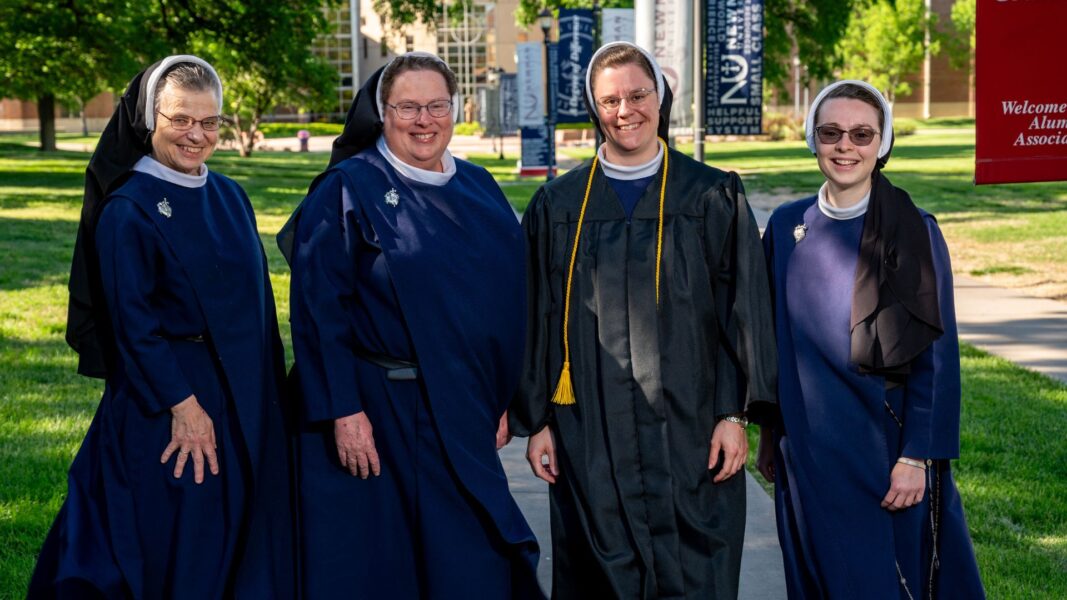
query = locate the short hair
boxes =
[588,45,656,99]
[814,83,885,129]
[153,63,222,112]
[380,55,458,104]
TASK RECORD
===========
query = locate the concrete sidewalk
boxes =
[500,442,787,599]
[953,277,1067,384]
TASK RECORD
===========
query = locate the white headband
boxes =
[584,41,666,111]
[805,79,894,160]
[144,55,224,132]
[375,51,460,122]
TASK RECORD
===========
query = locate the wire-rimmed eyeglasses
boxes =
[386,100,453,120]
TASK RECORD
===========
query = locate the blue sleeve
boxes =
[289,172,365,422]
[95,199,195,414]
[901,217,961,460]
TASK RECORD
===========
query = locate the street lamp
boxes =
[486,66,505,160]
[539,8,555,181]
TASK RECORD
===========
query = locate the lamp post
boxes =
[486,66,505,160]
[539,8,555,181]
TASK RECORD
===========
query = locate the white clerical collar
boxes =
[818,182,870,220]
[133,155,208,188]
[597,143,664,180]
[376,136,456,186]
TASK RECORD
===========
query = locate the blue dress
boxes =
[29,171,294,599]
[287,147,540,599]
[764,196,984,599]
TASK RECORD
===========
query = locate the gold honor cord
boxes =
[550,138,669,406]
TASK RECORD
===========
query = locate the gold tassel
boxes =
[550,361,577,405]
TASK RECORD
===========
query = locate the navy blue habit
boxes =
[29,169,294,599]
[285,146,541,599]
[764,196,985,599]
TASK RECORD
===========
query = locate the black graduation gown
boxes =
[511,149,777,599]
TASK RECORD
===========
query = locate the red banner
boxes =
[976,0,1067,184]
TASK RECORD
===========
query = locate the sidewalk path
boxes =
[500,443,787,599]
[953,277,1067,384]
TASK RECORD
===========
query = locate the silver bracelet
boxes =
[897,457,928,471]
[723,414,748,430]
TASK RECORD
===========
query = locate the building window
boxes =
[436,1,489,116]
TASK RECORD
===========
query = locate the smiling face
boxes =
[593,64,660,166]
[150,83,218,175]
[381,69,453,172]
[814,97,882,206]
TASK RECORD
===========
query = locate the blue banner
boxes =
[499,73,519,135]
[705,0,763,135]
[555,9,595,125]
[520,125,551,173]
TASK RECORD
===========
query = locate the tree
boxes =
[0,0,161,151]
[944,0,975,115]
[836,0,938,104]
[173,1,340,157]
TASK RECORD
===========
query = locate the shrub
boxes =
[454,121,483,136]
[764,111,805,141]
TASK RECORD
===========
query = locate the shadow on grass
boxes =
[956,345,1067,598]
[0,217,78,292]
[0,332,100,596]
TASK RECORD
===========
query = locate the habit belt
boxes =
[354,347,419,381]
[157,333,206,343]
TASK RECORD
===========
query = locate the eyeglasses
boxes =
[813,125,880,147]
[157,111,226,132]
[386,100,453,120]
[596,88,657,113]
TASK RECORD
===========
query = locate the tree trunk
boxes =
[81,100,89,137]
[38,94,57,152]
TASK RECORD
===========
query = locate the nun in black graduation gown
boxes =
[510,42,778,599]
[29,56,294,599]
[758,80,984,598]
[277,53,541,599]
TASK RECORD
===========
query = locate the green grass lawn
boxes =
[1,130,1066,597]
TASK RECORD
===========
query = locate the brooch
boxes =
[157,198,172,218]
[793,223,808,243]
[384,188,399,207]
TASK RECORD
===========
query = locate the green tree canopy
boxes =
[0,0,338,156]
[0,0,163,150]
[836,0,938,104]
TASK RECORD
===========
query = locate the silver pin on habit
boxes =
[793,224,808,243]
[157,198,172,218]
[384,188,399,207]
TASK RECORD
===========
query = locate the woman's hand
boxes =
[709,419,748,483]
[496,410,512,450]
[881,459,926,511]
[335,411,381,479]
[756,426,776,483]
[161,395,218,484]
[526,426,558,484]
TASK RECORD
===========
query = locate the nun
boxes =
[277,52,541,598]
[757,80,985,598]
[510,41,778,599]
[30,56,294,598]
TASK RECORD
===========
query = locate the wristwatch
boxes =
[723,414,748,430]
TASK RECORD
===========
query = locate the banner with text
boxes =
[655,0,693,130]
[976,0,1067,184]
[500,73,519,135]
[705,0,763,136]
[602,8,635,44]
[517,42,549,174]
[556,9,595,125]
